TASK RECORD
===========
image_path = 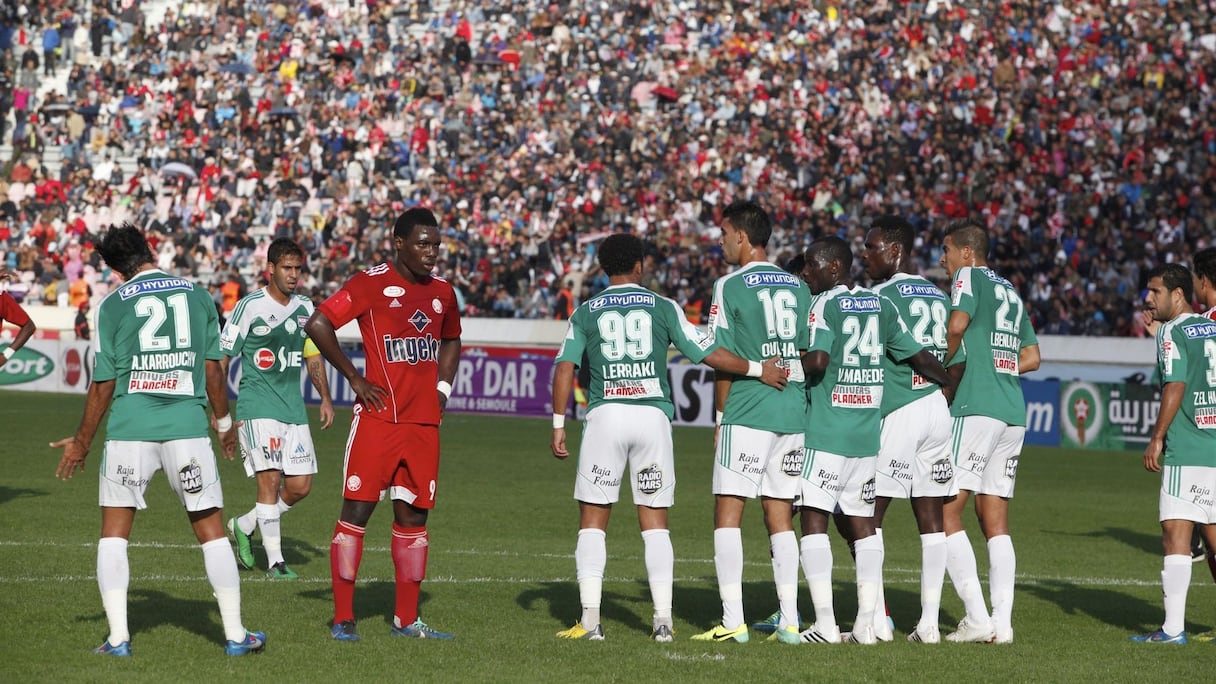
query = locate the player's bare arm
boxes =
[550,361,575,459]
[51,379,115,480]
[0,309,36,370]
[1019,344,1041,373]
[702,348,787,390]
[800,349,830,382]
[304,309,388,411]
[437,336,461,415]
[944,309,970,365]
[1144,381,1184,473]
[906,348,951,388]
[306,352,335,429]
[944,362,966,404]
[205,359,236,458]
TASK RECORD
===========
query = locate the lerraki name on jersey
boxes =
[590,292,655,310]
[131,351,197,370]
[383,333,440,364]
[602,361,656,380]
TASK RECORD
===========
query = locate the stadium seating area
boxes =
[1,0,1214,335]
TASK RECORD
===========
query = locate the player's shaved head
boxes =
[97,222,155,280]
[598,233,645,277]
[944,218,989,261]
[806,236,853,272]
[872,214,915,254]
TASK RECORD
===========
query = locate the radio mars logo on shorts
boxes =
[861,477,876,504]
[637,464,663,494]
[931,458,954,484]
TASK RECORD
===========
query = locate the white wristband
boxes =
[1,346,13,359]
[436,380,453,399]
[553,413,566,429]
[715,410,724,424]
[215,415,233,432]
[746,360,763,378]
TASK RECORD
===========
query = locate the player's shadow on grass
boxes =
[1023,580,1160,631]
[1044,526,1160,557]
[283,539,326,569]
[77,589,228,645]
[516,582,653,636]
[0,486,47,505]
[297,581,437,628]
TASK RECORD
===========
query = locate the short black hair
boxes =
[945,218,989,259]
[394,207,439,239]
[97,223,155,280]
[1194,247,1216,287]
[721,200,772,249]
[872,214,914,254]
[1148,262,1194,303]
[783,253,805,276]
[597,233,644,277]
[267,238,304,265]
[807,236,853,272]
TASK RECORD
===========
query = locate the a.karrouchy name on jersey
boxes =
[708,262,813,433]
[556,284,714,419]
[93,269,220,441]
[318,264,461,425]
[805,285,922,457]
[947,266,1038,426]
[1158,313,1216,466]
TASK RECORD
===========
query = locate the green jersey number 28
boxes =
[908,299,947,348]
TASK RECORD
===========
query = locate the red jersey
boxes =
[319,263,461,425]
[1,292,32,327]
[1205,305,1216,322]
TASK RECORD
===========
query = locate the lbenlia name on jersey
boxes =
[989,332,1021,375]
[383,333,439,364]
[831,383,883,408]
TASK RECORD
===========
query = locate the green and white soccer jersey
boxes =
[873,273,949,416]
[708,263,812,433]
[947,266,1038,426]
[93,270,220,441]
[1157,314,1216,467]
[556,284,714,420]
[220,288,315,425]
[805,286,922,457]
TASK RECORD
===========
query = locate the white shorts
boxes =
[575,403,675,508]
[798,449,877,517]
[99,438,223,512]
[1160,465,1216,524]
[951,415,1025,498]
[238,418,318,477]
[877,392,955,499]
[713,424,802,500]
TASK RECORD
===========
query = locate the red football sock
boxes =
[331,520,365,624]
[391,524,428,627]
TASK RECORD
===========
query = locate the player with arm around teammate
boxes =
[1131,263,1216,644]
[549,233,788,642]
[51,223,264,656]
[938,219,1040,644]
[221,238,334,579]
[795,236,951,645]
[860,216,956,643]
[305,208,461,642]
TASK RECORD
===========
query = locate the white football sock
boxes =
[919,532,947,630]
[276,497,292,515]
[871,528,888,632]
[642,529,674,625]
[235,508,257,536]
[201,538,246,642]
[800,533,836,631]
[256,502,283,568]
[97,537,130,646]
[854,534,884,631]
[1162,554,1191,636]
[987,534,1016,632]
[770,530,799,629]
[713,527,745,630]
[575,528,606,629]
[945,531,990,625]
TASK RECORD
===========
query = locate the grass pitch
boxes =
[0,389,1208,682]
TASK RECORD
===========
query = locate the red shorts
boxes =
[342,407,440,508]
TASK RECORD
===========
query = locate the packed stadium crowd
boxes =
[1,0,1214,335]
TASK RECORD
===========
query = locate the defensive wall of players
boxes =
[3,313,1160,452]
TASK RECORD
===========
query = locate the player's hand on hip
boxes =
[220,427,237,459]
[1143,438,1163,472]
[350,376,388,412]
[760,357,788,390]
[50,436,87,480]
[319,399,334,429]
[551,429,568,459]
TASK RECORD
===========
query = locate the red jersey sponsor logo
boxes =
[383,333,440,364]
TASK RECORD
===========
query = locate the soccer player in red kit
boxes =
[305,208,462,641]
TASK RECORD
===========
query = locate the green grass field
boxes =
[0,389,1209,682]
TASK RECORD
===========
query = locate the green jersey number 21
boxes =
[136,293,192,351]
